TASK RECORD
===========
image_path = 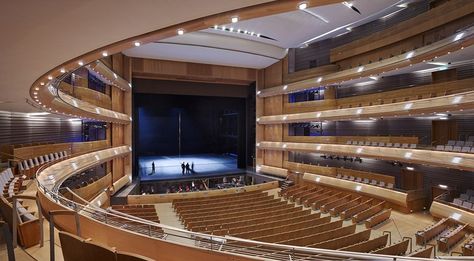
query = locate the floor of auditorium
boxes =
[1,186,472,260]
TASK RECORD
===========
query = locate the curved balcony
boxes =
[258,26,474,98]
[257,90,474,124]
[257,141,474,172]
[35,147,442,260]
[32,76,130,124]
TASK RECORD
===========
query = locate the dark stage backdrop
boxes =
[134,93,247,167]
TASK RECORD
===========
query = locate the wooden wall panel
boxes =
[132,58,256,85]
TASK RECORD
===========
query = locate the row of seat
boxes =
[335,174,394,189]
[0,195,41,248]
[452,189,474,211]
[345,141,417,149]
[1,168,24,198]
[415,218,469,253]
[435,145,474,153]
[462,237,474,256]
[110,204,163,236]
[437,223,469,252]
[18,150,69,178]
[447,139,474,146]
[280,185,389,225]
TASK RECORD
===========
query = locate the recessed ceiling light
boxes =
[35,87,39,91]
[454,32,464,41]
[231,17,239,23]
[78,61,84,66]
[102,51,108,57]
[283,85,288,90]
[60,68,66,73]
[298,2,308,10]
[33,92,38,95]
[134,42,141,47]
[48,76,53,80]
[177,29,185,35]
[406,167,414,171]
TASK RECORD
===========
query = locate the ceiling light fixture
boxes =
[78,61,84,66]
[177,29,185,35]
[48,76,53,80]
[134,42,141,47]
[406,51,415,59]
[298,2,308,10]
[102,51,108,57]
[231,17,239,23]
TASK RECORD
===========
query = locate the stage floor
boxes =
[138,154,244,181]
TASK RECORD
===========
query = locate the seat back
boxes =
[59,231,89,261]
[84,240,116,261]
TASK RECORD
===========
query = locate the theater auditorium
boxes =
[1,0,474,260]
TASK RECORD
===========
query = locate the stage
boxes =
[138,154,244,181]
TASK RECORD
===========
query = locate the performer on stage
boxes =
[181,162,185,175]
[151,161,155,174]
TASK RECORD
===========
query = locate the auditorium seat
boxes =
[436,145,445,151]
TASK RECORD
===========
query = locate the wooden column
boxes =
[110,54,132,183]
[256,60,285,169]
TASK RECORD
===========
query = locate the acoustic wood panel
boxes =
[284,135,419,145]
[0,111,81,154]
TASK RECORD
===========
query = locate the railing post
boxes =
[36,196,44,247]
[12,197,18,248]
[49,213,55,261]
[74,212,81,237]
[148,224,152,236]
[1,222,15,261]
